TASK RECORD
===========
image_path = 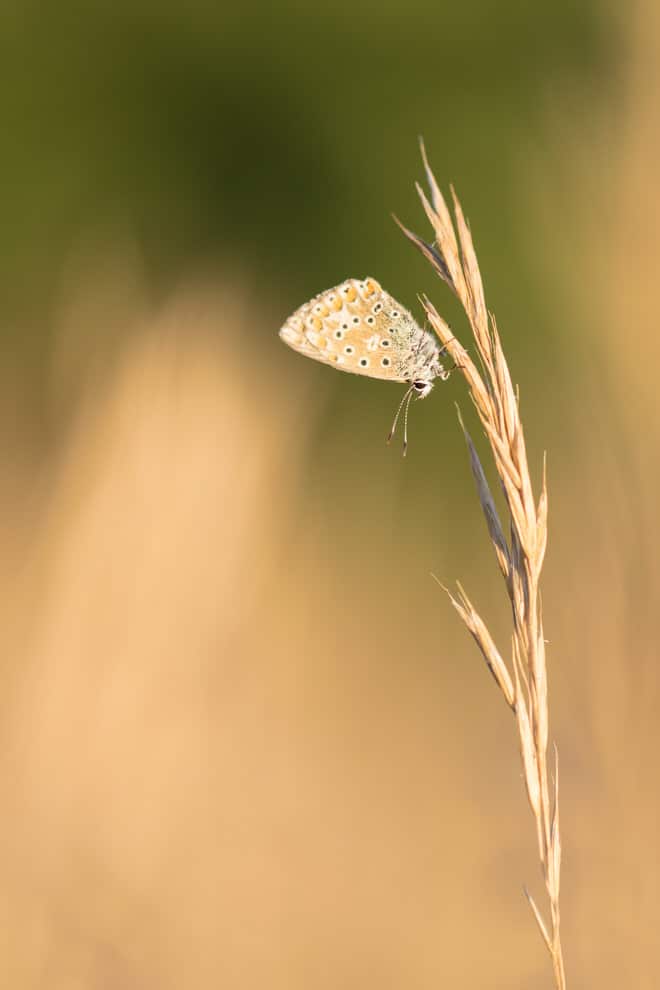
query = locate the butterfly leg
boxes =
[438,334,457,358]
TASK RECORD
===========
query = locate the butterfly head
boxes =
[412,378,434,400]
[412,378,433,399]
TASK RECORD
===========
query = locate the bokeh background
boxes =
[2,1,658,986]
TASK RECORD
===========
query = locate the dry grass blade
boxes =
[524,887,553,954]
[434,575,514,708]
[393,215,454,289]
[403,146,566,989]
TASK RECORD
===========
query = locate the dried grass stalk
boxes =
[400,140,566,990]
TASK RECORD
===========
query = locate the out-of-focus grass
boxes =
[0,272,540,988]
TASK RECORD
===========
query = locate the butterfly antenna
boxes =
[387,385,414,447]
[402,387,414,457]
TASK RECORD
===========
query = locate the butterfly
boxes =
[279,277,450,453]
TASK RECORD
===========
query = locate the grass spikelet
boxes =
[402,139,567,990]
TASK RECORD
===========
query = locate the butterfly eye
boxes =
[413,380,427,392]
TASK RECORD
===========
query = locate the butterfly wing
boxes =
[279,277,422,383]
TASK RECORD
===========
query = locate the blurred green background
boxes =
[3,1,659,988]
[4,0,610,427]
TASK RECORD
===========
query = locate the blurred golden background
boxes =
[2,1,658,986]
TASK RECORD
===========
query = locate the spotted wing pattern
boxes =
[279,277,427,383]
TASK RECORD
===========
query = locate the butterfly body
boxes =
[279,277,450,452]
